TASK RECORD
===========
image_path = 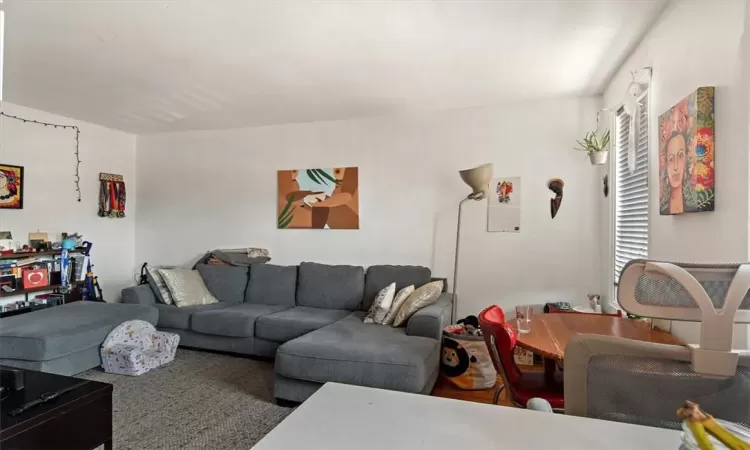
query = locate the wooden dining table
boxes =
[513,313,682,381]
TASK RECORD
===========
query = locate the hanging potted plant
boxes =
[574,130,610,165]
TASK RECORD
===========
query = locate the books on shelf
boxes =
[0,251,88,294]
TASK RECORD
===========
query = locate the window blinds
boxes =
[614,93,649,284]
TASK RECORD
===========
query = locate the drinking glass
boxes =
[515,305,532,334]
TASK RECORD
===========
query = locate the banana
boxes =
[677,401,750,450]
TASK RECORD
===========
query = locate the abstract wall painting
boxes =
[0,164,24,210]
[487,177,520,232]
[659,86,715,215]
[277,167,359,229]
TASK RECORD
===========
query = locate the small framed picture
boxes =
[0,164,24,210]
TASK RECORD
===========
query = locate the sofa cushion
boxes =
[0,302,158,362]
[255,307,350,343]
[158,268,219,307]
[191,303,290,338]
[245,264,297,306]
[146,265,175,305]
[196,264,248,304]
[155,303,230,330]
[393,280,444,327]
[275,311,440,393]
[362,265,431,311]
[297,262,364,310]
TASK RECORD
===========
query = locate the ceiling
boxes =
[2,0,668,134]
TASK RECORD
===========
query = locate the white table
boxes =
[254,383,682,449]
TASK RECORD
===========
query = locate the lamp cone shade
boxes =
[459,163,493,199]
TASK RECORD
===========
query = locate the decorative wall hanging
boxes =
[98,173,126,218]
[277,167,359,229]
[0,164,23,209]
[603,174,609,197]
[548,178,564,219]
[0,112,82,202]
[658,87,715,215]
[487,177,521,232]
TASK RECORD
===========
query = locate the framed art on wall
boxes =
[658,86,715,215]
[0,164,24,210]
[277,167,359,229]
[487,177,521,232]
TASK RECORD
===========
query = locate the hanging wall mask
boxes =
[603,174,609,197]
[548,178,564,219]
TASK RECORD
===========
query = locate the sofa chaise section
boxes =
[275,311,441,402]
[0,302,158,375]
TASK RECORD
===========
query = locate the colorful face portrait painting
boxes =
[659,87,715,215]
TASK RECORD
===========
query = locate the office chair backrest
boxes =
[618,260,750,377]
[564,334,750,430]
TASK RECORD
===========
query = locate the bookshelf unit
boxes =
[0,249,87,299]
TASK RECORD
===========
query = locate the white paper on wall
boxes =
[487,177,521,233]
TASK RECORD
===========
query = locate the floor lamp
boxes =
[452,163,493,323]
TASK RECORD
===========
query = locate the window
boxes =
[614,92,649,284]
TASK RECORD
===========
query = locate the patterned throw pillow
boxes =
[146,265,175,305]
[381,285,415,325]
[392,280,444,327]
[157,268,219,308]
[363,283,396,324]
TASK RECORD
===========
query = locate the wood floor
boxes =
[431,374,513,406]
[431,364,540,407]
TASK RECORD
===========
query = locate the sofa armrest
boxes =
[122,285,157,305]
[406,293,454,340]
[153,331,180,353]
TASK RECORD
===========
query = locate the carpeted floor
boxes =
[79,349,293,450]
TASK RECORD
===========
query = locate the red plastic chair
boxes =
[479,305,564,410]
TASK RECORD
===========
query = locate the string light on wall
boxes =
[0,112,83,202]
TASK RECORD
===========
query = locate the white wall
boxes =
[136,97,602,317]
[0,102,137,303]
[602,0,749,347]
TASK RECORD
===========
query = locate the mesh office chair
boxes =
[564,260,750,429]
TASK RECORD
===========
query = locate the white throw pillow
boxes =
[157,268,219,308]
[146,265,175,305]
[363,283,396,324]
[381,285,415,326]
[392,280,444,327]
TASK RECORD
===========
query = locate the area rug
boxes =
[79,349,293,450]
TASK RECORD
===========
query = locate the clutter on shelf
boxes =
[195,248,271,267]
[0,232,103,302]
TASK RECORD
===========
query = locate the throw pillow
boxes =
[363,283,396,324]
[392,280,444,327]
[146,265,175,305]
[157,268,219,307]
[381,284,415,325]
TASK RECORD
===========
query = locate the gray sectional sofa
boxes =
[122,262,453,402]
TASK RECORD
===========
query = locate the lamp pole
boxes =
[451,197,471,323]
[453,162,492,324]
